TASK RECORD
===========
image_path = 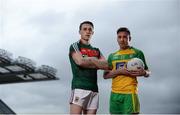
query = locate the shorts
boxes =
[69,89,99,110]
[110,92,140,114]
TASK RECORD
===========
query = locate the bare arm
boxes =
[90,56,109,70]
[129,69,151,78]
[103,68,131,79]
[103,68,151,79]
[72,52,97,68]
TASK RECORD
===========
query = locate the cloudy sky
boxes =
[0,0,179,114]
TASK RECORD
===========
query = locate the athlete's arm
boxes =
[103,67,151,79]
[103,68,131,79]
[129,69,151,77]
[72,51,97,68]
[90,56,109,70]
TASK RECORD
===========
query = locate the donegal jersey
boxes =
[69,41,102,92]
[108,47,148,94]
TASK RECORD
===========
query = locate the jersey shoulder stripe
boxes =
[72,41,80,53]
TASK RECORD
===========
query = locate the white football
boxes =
[127,58,144,71]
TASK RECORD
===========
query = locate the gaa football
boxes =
[127,58,144,71]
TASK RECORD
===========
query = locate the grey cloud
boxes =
[139,77,180,113]
[26,11,67,34]
[1,80,69,113]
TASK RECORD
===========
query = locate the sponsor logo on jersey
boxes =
[80,48,99,57]
[116,62,126,69]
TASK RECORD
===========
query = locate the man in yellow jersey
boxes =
[104,27,150,114]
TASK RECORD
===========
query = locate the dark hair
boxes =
[79,21,94,31]
[117,27,131,35]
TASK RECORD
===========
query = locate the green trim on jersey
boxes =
[69,41,102,92]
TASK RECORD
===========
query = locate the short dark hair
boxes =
[117,27,131,35]
[79,21,94,31]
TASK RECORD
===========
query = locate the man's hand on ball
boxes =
[129,68,146,77]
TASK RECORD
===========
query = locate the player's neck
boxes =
[80,38,90,45]
[120,45,130,50]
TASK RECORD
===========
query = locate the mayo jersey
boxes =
[69,41,102,92]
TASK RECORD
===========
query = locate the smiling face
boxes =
[79,23,94,42]
[117,31,131,50]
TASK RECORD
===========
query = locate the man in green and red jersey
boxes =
[69,21,108,114]
[104,27,151,114]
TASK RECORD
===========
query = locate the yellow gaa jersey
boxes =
[108,47,149,94]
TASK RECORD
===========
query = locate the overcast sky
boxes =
[0,0,179,114]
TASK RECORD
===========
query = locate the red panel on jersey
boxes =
[80,48,99,57]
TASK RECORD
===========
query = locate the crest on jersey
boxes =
[116,62,126,69]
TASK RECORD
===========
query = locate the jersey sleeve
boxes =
[107,53,113,69]
[137,50,149,70]
[69,45,75,57]
[69,43,80,57]
[97,48,104,59]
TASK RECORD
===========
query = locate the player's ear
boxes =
[92,31,94,35]
[129,36,131,41]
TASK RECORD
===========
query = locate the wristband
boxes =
[145,71,151,77]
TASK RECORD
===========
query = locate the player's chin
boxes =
[83,37,91,41]
[120,44,127,48]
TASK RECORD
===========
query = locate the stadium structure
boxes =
[0,99,15,114]
[0,48,59,114]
